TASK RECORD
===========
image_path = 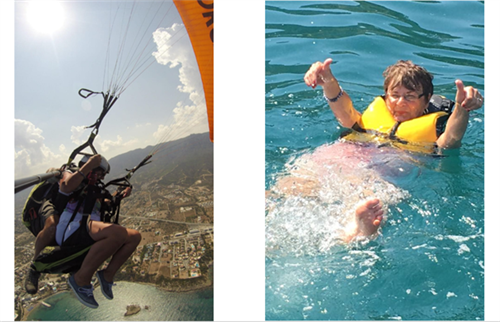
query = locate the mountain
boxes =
[14,132,213,214]
[107,132,213,189]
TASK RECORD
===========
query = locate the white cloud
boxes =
[15,23,211,179]
[76,135,140,160]
[14,120,135,178]
[153,101,208,143]
[14,119,63,178]
[98,135,123,153]
[123,139,139,147]
[152,23,209,143]
[132,123,152,130]
[70,125,87,145]
[95,135,137,153]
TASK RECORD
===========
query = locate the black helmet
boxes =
[79,155,111,174]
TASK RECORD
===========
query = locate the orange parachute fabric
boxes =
[174,0,214,142]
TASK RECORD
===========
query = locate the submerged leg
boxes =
[273,176,320,197]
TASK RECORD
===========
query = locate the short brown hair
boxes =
[383,60,433,98]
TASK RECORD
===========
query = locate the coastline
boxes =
[22,291,69,321]
[137,280,213,293]
[23,279,212,321]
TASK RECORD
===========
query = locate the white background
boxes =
[2,0,499,321]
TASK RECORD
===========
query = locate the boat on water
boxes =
[41,302,51,308]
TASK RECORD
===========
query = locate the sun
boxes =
[27,1,65,34]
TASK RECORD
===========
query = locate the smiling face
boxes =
[385,83,429,122]
[382,60,434,122]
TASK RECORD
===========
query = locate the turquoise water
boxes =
[26,282,213,321]
[265,1,484,321]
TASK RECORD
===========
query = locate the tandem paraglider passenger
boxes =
[295,58,484,241]
[55,154,141,309]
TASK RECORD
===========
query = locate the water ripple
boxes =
[265,1,483,320]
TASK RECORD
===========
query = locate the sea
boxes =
[265,1,484,320]
[25,282,213,321]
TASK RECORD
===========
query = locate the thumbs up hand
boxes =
[455,79,483,111]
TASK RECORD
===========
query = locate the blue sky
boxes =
[14,0,209,179]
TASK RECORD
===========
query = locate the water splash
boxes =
[266,142,410,257]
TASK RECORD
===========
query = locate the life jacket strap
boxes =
[389,121,401,139]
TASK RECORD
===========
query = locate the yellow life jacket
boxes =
[342,96,451,153]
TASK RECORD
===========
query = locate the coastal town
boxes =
[14,174,213,320]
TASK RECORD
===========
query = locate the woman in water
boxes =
[304,58,483,148]
[270,59,483,243]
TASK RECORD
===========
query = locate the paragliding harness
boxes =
[22,172,64,237]
[29,158,148,274]
[28,88,150,274]
[32,172,130,274]
[21,88,118,238]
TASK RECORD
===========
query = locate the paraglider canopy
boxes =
[15,0,214,189]
[174,0,213,142]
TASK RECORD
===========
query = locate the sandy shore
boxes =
[22,279,212,321]
[22,290,69,321]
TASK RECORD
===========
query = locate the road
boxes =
[120,215,213,228]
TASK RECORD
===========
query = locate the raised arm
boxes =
[436,79,483,149]
[59,154,103,194]
[304,58,361,128]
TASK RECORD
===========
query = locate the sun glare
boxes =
[27,1,65,34]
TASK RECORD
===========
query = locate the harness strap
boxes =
[389,122,401,139]
[61,182,105,243]
[61,193,86,244]
[112,196,122,224]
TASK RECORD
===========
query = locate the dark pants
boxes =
[61,216,96,249]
